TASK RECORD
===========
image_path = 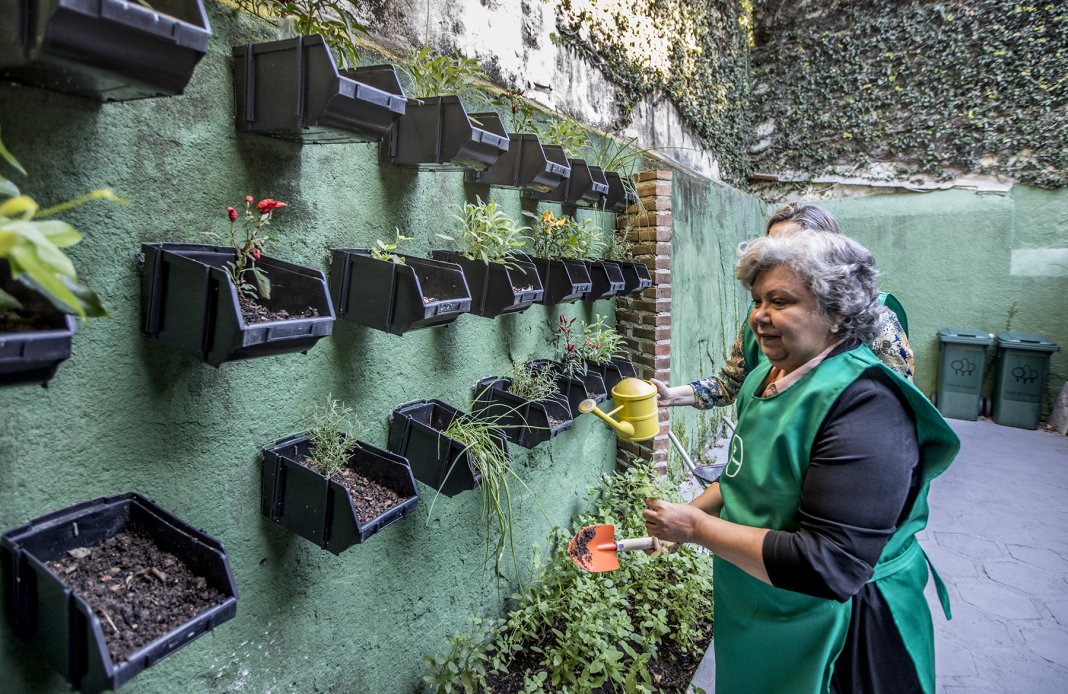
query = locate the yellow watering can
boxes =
[578,377,660,441]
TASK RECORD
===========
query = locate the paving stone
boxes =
[924,543,979,578]
[983,559,1067,596]
[1020,626,1068,670]
[1007,544,1068,574]
[934,637,977,678]
[936,598,1016,649]
[1048,599,1068,626]
[955,578,1041,619]
[933,531,1004,559]
[969,648,1068,694]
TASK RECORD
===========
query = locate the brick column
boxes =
[615,169,672,472]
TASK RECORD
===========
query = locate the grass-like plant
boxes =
[505,360,560,403]
[369,227,413,265]
[537,118,590,159]
[579,314,627,365]
[400,47,488,101]
[234,0,367,69]
[438,196,527,265]
[301,395,363,478]
[521,209,603,261]
[601,223,635,262]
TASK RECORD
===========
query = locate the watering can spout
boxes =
[578,378,659,442]
[579,399,635,437]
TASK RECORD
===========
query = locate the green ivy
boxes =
[750,0,1068,188]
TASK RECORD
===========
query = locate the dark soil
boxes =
[302,458,408,524]
[0,285,65,333]
[238,294,319,324]
[568,526,596,569]
[45,529,227,664]
[546,416,569,430]
[0,309,58,333]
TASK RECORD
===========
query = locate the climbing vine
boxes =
[750,0,1068,188]
[554,0,755,186]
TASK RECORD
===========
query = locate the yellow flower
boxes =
[541,210,554,224]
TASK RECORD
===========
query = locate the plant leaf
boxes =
[0,285,21,311]
[0,195,38,220]
[0,129,27,176]
[253,266,271,299]
[0,176,19,198]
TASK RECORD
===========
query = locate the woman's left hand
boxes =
[643,498,703,544]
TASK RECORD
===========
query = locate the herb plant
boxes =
[222,196,286,300]
[301,394,362,478]
[438,196,527,264]
[491,86,539,134]
[537,118,590,158]
[522,210,603,261]
[370,227,413,265]
[400,48,488,101]
[602,223,635,262]
[556,314,587,381]
[580,314,627,365]
[233,0,368,69]
[505,360,560,403]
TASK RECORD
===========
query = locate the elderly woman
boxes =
[653,202,914,410]
[644,231,958,694]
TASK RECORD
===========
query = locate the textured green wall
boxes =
[0,6,620,693]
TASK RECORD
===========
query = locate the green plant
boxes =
[521,209,603,261]
[399,47,488,101]
[587,134,651,213]
[491,86,539,134]
[579,313,627,365]
[0,129,120,319]
[555,314,587,380]
[537,118,590,158]
[221,196,286,300]
[601,223,634,262]
[369,228,413,264]
[300,394,363,478]
[233,0,368,69]
[438,196,527,264]
[506,360,560,403]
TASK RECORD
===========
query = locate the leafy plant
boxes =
[602,222,635,262]
[579,314,627,365]
[438,196,527,264]
[0,129,121,319]
[537,118,590,158]
[506,360,560,403]
[369,228,413,264]
[555,314,587,381]
[521,209,603,261]
[399,47,488,101]
[233,0,368,69]
[222,196,286,300]
[587,134,651,214]
[491,86,539,134]
[301,394,363,478]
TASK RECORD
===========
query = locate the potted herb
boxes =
[577,314,637,393]
[526,120,609,207]
[588,135,649,213]
[0,0,211,101]
[382,49,508,170]
[518,210,597,305]
[603,171,640,213]
[141,196,335,366]
[582,224,626,302]
[604,222,652,297]
[232,5,407,143]
[472,360,574,449]
[261,395,419,554]
[330,229,472,335]
[1,492,239,694]
[0,131,118,387]
[430,196,543,318]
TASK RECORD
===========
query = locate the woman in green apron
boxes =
[653,202,914,410]
[644,231,958,694]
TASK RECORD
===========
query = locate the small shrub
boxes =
[506,361,559,403]
[438,196,527,264]
[301,395,362,478]
[369,228,413,264]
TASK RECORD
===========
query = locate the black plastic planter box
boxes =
[381,97,509,170]
[617,260,653,296]
[233,36,406,144]
[388,399,509,497]
[0,492,238,694]
[584,356,638,395]
[603,171,638,213]
[140,243,335,367]
[515,253,592,306]
[0,274,77,388]
[471,376,573,449]
[0,0,210,101]
[329,249,471,335]
[261,435,419,554]
[526,359,608,416]
[528,158,609,207]
[465,128,571,192]
[584,260,625,301]
[428,251,542,318]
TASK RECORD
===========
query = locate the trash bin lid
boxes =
[938,327,995,345]
[995,331,1060,353]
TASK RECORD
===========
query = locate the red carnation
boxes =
[227,206,238,222]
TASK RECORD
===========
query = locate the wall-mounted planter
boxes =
[329,249,471,335]
[0,492,238,694]
[140,243,335,367]
[388,399,509,497]
[528,158,609,207]
[0,275,77,388]
[471,376,573,449]
[381,98,509,170]
[603,171,639,213]
[583,260,625,301]
[464,127,571,192]
[617,260,653,296]
[428,251,542,318]
[261,435,419,554]
[584,356,638,394]
[233,36,406,144]
[526,359,608,416]
[0,0,211,101]
[515,253,592,306]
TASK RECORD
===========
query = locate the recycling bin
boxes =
[936,328,994,420]
[992,332,1060,430]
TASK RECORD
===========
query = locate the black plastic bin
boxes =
[528,158,609,206]
[465,128,571,192]
[516,253,592,305]
[584,260,625,301]
[388,399,509,497]
[471,376,573,449]
[0,0,211,101]
[140,243,335,366]
[0,273,77,388]
[428,251,542,318]
[381,97,509,170]
[261,435,419,554]
[329,249,471,335]
[0,492,238,694]
[527,359,608,416]
[584,356,638,394]
[617,260,653,296]
[603,171,638,213]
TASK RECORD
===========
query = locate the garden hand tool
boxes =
[567,524,655,573]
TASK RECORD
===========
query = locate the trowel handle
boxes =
[615,537,656,553]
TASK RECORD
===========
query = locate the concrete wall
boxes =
[0,6,621,693]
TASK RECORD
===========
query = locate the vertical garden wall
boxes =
[0,6,625,692]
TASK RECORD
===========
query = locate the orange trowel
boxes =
[567,524,656,573]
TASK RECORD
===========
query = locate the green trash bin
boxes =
[936,328,994,420]
[992,331,1060,430]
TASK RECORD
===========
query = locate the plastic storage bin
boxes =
[936,328,994,420]
[992,331,1060,430]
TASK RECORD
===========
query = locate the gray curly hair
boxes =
[736,231,881,344]
[765,202,843,235]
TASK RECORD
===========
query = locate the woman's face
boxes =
[749,264,839,374]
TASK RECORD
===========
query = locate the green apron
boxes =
[714,345,958,694]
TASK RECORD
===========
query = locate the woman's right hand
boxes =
[650,378,697,407]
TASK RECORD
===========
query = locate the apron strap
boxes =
[922,546,953,621]
[870,539,953,621]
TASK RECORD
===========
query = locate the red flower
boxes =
[227,206,238,222]
[257,198,288,215]
[251,249,262,260]
[245,195,254,203]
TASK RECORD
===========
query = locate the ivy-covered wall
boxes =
[0,6,626,693]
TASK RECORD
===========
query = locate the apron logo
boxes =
[726,435,744,478]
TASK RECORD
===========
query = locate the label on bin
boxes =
[940,345,983,394]
[1000,352,1046,401]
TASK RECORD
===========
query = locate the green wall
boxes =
[0,6,620,693]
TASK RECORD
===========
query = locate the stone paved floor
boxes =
[690,418,1068,693]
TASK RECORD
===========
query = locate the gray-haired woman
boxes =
[644,231,958,694]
